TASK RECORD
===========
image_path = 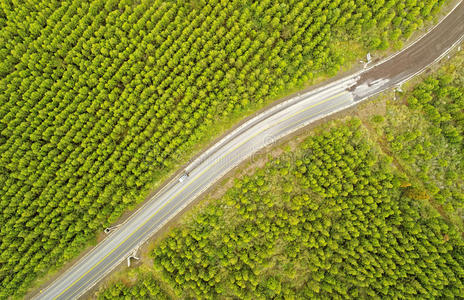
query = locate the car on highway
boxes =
[178,171,189,183]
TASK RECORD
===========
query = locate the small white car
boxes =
[178,172,189,183]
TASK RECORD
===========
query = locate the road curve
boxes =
[35,2,464,299]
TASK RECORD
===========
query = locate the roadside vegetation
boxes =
[0,0,449,297]
[98,275,169,300]
[96,47,464,299]
[372,58,464,222]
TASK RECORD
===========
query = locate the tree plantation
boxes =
[98,118,464,299]
[0,0,448,296]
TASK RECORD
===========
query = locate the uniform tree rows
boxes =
[100,120,463,299]
[0,0,446,296]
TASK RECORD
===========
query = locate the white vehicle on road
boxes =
[178,172,189,183]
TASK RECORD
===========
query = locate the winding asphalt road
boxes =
[35,2,464,299]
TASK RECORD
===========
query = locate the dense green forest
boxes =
[97,49,464,299]
[0,0,448,296]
